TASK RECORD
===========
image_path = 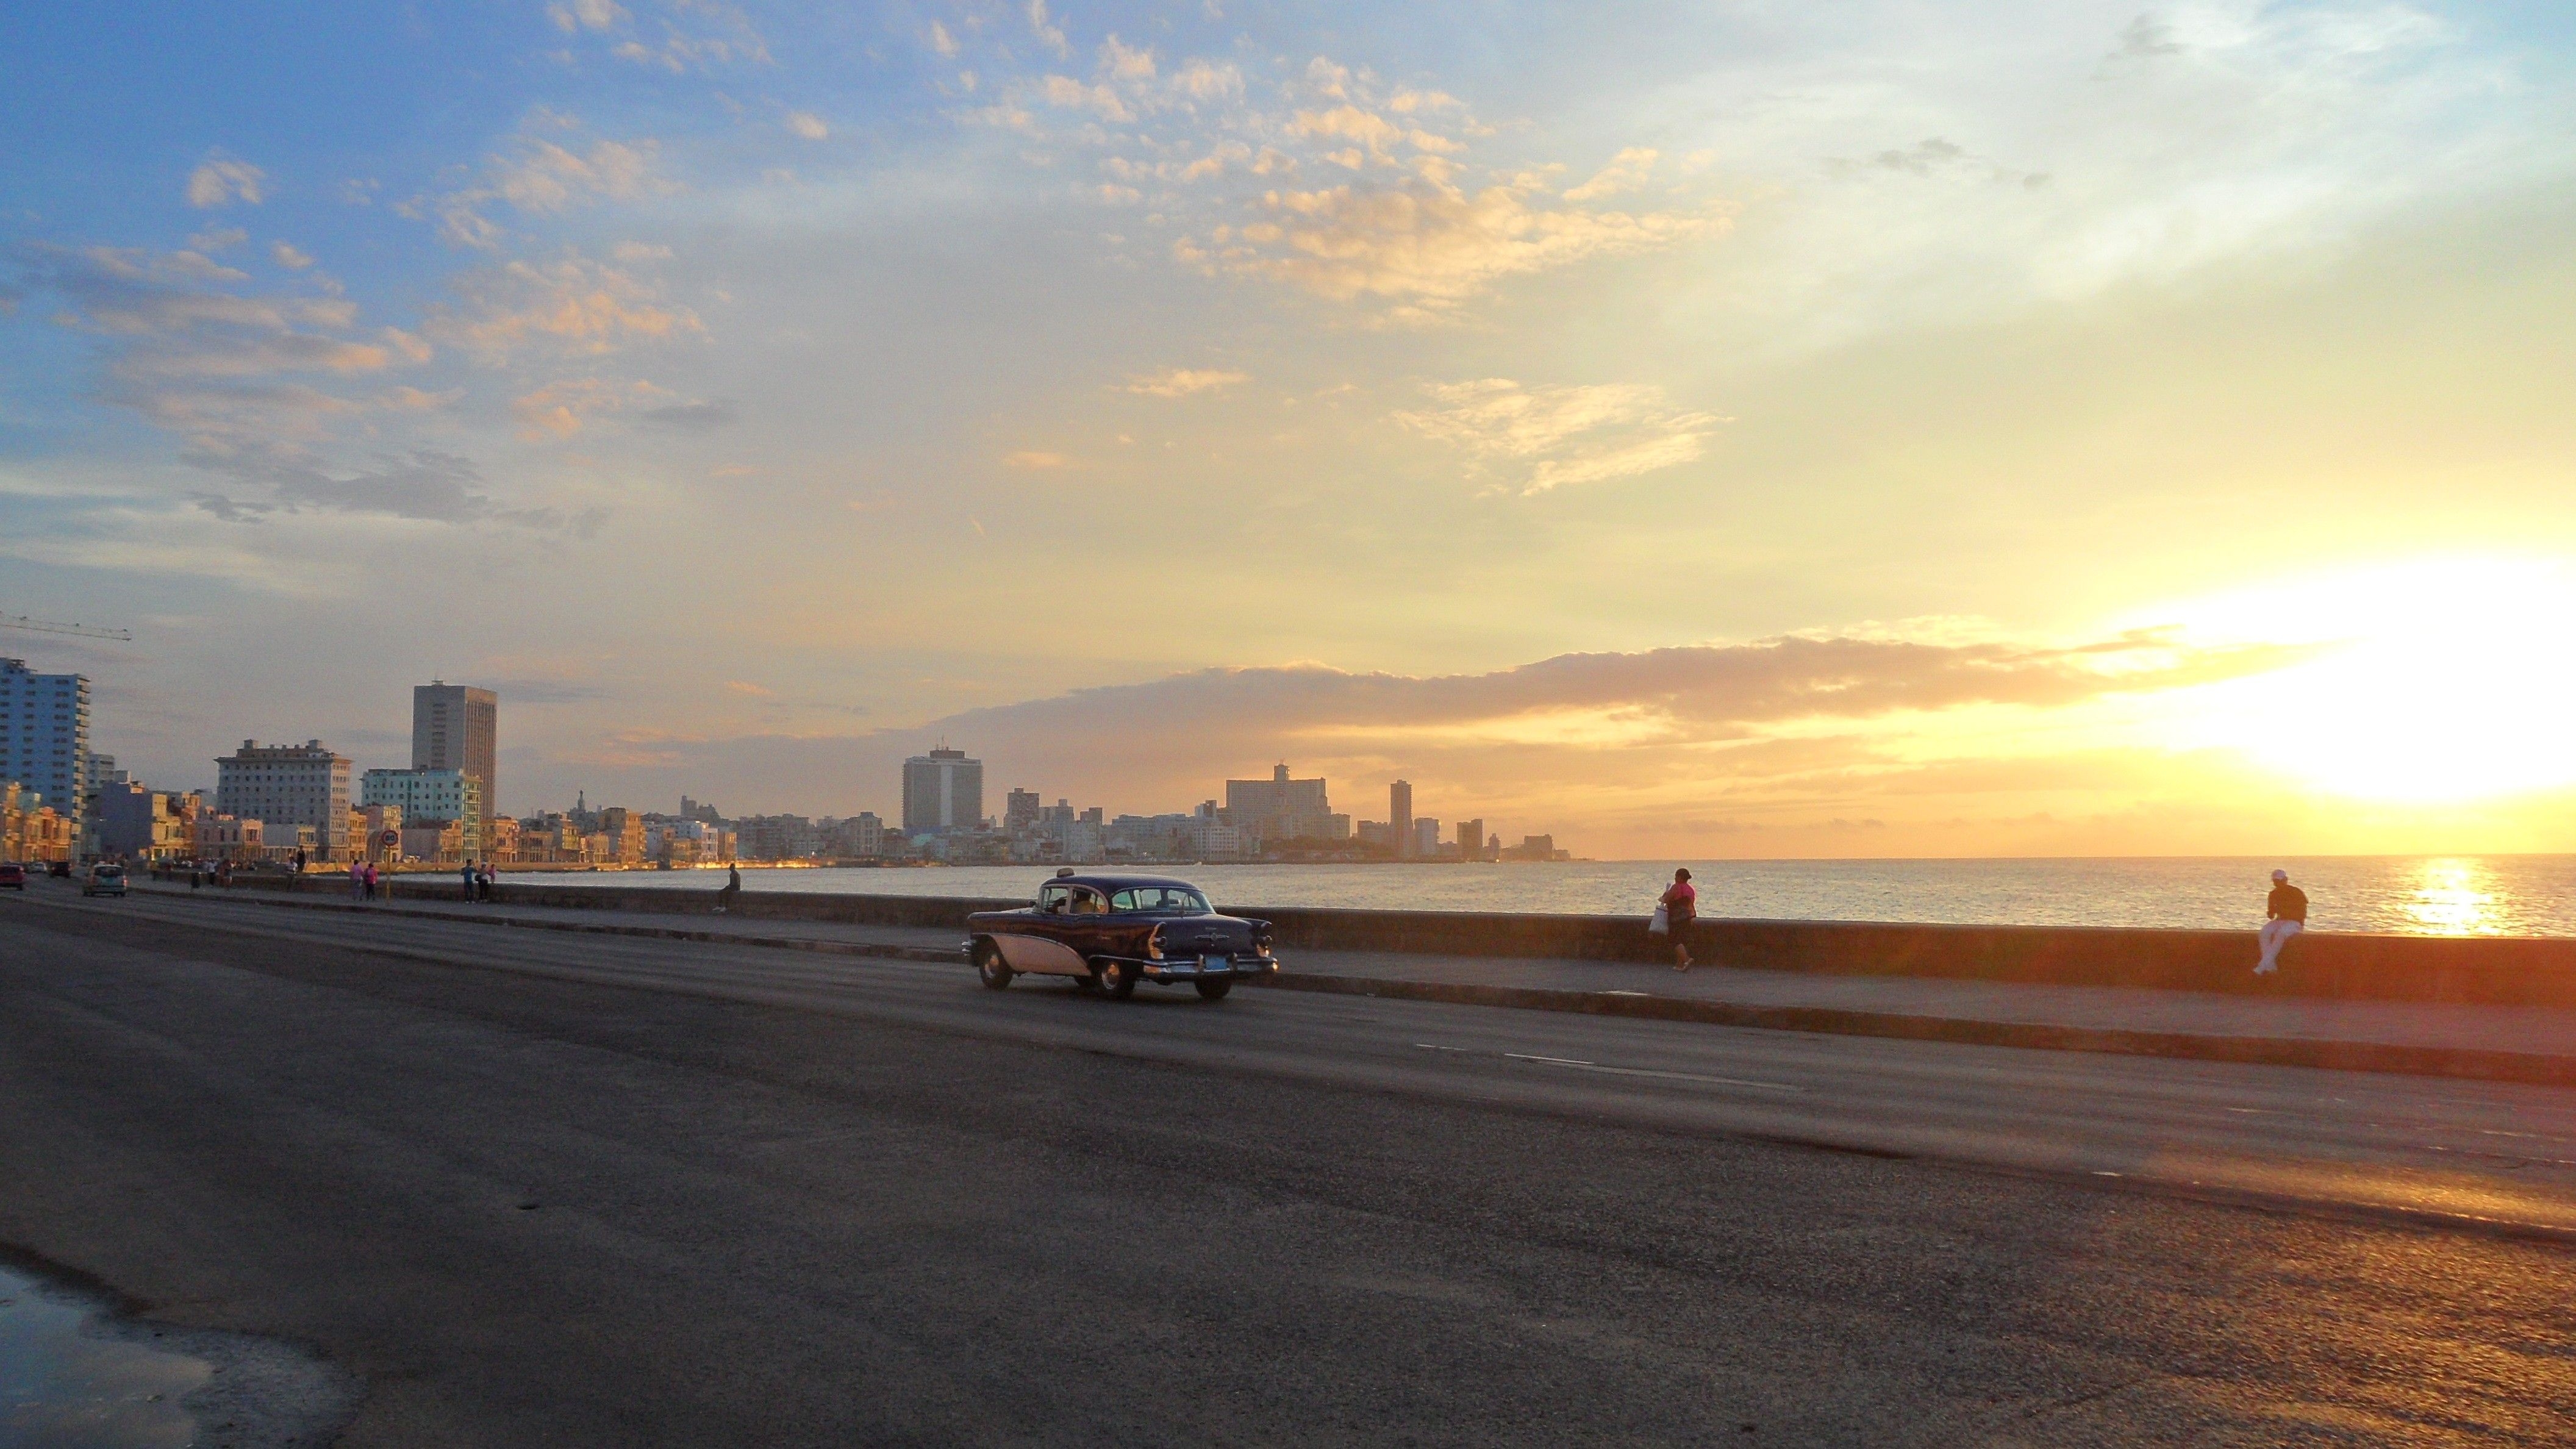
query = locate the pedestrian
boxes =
[362,861,377,901]
[351,862,365,901]
[2257,868,2307,975]
[293,847,306,873]
[478,860,495,902]
[715,862,741,914]
[459,858,478,903]
[1659,867,1698,972]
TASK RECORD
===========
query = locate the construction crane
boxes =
[2,614,133,642]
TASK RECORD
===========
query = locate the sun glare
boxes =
[2139,558,2576,804]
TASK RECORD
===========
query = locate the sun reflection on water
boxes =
[2404,858,2500,935]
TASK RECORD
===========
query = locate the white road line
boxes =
[1507,1053,1595,1067]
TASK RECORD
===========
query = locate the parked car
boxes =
[0,862,24,890]
[48,860,71,878]
[965,871,1278,1000]
[82,864,127,898]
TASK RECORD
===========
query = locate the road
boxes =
[4,886,2574,1444]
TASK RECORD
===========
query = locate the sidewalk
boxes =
[131,882,2576,1086]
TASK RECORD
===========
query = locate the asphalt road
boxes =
[4,887,2574,1445]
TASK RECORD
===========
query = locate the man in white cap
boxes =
[2257,869,2307,975]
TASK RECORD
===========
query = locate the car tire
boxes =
[1194,978,1233,1001]
[975,941,1014,990]
[1092,959,1138,1000]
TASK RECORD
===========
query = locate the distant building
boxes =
[1,657,90,832]
[351,803,404,864]
[93,783,193,862]
[1226,764,1339,845]
[903,747,983,835]
[413,682,497,841]
[1456,818,1486,862]
[735,814,821,861]
[1354,820,1393,850]
[1389,779,1414,858]
[216,740,351,859]
[360,768,482,861]
[1501,834,1567,862]
[598,806,645,865]
[1004,788,1042,835]
[1412,817,1444,859]
[193,814,263,862]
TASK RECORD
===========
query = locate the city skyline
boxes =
[6,4,2575,858]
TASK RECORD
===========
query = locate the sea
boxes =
[549,855,2576,938]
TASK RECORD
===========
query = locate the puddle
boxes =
[0,1259,353,1448]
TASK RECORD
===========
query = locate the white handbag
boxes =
[1647,905,1670,936]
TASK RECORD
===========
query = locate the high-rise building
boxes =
[1412,817,1443,858]
[1225,763,1336,845]
[360,768,484,860]
[903,747,983,835]
[413,682,498,835]
[216,740,351,858]
[1389,779,1413,857]
[1456,819,1485,862]
[1004,787,1042,835]
[1,657,90,829]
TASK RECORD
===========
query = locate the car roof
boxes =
[1046,873,1204,893]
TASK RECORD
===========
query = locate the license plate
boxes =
[1201,955,1225,973]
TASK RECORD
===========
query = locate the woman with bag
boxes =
[1658,868,1697,971]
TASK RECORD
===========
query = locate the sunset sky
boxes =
[5,1,2574,857]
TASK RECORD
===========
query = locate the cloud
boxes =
[185,154,266,208]
[1124,367,1248,398]
[188,449,584,529]
[785,111,828,140]
[1003,450,1072,468]
[1562,147,1658,202]
[928,20,957,57]
[642,399,736,428]
[430,251,701,364]
[549,0,628,31]
[1025,0,1069,59]
[1394,379,1722,494]
[270,242,315,270]
[429,121,676,249]
[187,227,248,252]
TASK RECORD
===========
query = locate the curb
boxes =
[122,886,2576,1089]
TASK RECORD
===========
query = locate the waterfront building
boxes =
[1225,764,1341,845]
[902,747,983,835]
[193,814,263,862]
[93,783,194,862]
[2,657,91,834]
[1412,817,1444,859]
[1456,818,1486,862]
[360,768,482,861]
[735,814,821,861]
[1004,788,1042,835]
[351,803,404,864]
[216,740,351,859]
[413,682,498,842]
[598,806,645,865]
[1389,780,1414,857]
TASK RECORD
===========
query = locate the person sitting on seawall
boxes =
[1660,868,1698,973]
[715,862,742,914]
[2257,868,2307,976]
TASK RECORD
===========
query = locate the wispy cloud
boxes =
[1394,379,1722,493]
[1124,367,1248,398]
[185,154,266,208]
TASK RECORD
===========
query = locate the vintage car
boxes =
[964,871,1278,1000]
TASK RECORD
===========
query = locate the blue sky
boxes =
[5,1,2575,854]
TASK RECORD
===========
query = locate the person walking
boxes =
[351,862,366,901]
[459,858,478,903]
[715,862,742,914]
[478,860,496,902]
[362,861,377,901]
[2257,868,2307,975]
[1660,867,1698,971]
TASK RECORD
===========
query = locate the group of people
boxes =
[457,860,498,902]
[1653,867,2313,976]
[348,862,385,900]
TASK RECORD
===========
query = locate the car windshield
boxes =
[1109,886,1210,914]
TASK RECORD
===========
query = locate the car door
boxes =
[992,883,1090,975]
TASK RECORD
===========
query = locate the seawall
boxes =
[209,873,2576,1009]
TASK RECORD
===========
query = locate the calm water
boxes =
[552,856,2576,937]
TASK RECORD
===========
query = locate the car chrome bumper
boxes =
[1140,955,1277,981]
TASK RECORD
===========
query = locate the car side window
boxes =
[1071,888,1107,914]
[1109,889,1139,912]
[1038,884,1068,912]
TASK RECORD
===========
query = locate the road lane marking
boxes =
[1404,1044,1801,1093]
[1506,1053,1594,1067]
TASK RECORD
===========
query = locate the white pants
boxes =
[2257,918,2302,973]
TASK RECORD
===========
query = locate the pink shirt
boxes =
[1662,881,1696,918]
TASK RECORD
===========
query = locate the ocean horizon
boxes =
[548,853,2576,939]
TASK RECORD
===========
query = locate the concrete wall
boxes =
[219,873,2576,1008]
